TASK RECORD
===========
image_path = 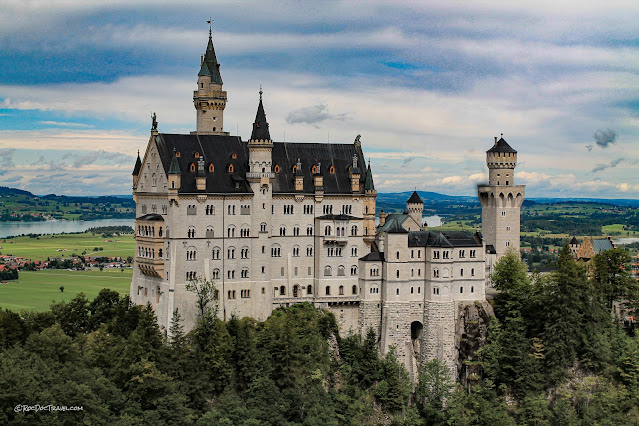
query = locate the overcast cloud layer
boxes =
[0,1,638,198]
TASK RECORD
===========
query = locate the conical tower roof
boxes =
[364,162,375,191]
[198,34,223,85]
[250,90,271,141]
[132,150,142,175]
[487,137,516,153]
[407,190,423,204]
[168,149,181,175]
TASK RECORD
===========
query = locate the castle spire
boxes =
[250,88,271,141]
[132,150,142,176]
[198,22,223,85]
[364,161,375,192]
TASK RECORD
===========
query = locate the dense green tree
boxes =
[591,248,639,314]
[415,359,454,424]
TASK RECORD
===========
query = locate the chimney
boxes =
[379,210,387,226]
[494,136,498,145]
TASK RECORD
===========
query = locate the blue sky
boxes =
[0,1,638,198]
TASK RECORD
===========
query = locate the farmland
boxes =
[0,268,132,312]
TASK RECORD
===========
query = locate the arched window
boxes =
[339,285,344,295]
[312,165,317,174]
[274,164,280,173]
[190,163,196,172]
[324,266,332,276]
[329,165,335,174]
[187,226,196,238]
[280,286,286,296]
[212,269,220,279]
[307,285,312,294]
[194,152,200,158]
[352,285,358,295]
[306,246,313,257]
[176,151,181,157]
[209,163,214,172]
[337,265,345,276]
[325,225,331,236]
[351,265,358,275]
[231,153,237,159]
[325,286,331,295]
[351,246,358,257]
[292,164,297,173]
[351,225,358,236]
[228,164,234,173]
[260,222,267,233]
[293,285,299,297]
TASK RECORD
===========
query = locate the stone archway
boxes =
[410,321,424,376]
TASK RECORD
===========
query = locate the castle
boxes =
[130,29,525,378]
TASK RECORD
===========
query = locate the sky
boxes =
[0,1,638,198]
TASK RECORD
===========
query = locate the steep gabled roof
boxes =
[570,236,579,245]
[487,137,517,153]
[198,35,223,85]
[407,230,482,248]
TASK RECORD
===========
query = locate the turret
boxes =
[193,25,228,135]
[168,148,181,198]
[406,191,424,230]
[246,88,274,188]
[350,153,361,193]
[196,156,206,191]
[132,150,142,189]
[486,136,517,186]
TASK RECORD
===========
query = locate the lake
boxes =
[0,219,135,238]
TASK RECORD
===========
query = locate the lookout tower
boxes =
[477,136,525,259]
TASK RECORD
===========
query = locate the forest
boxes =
[0,246,638,425]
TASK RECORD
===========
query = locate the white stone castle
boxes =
[130,30,525,378]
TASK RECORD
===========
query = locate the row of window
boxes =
[137,225,163,238]
[433,268,475,278]
[138,246,162,259]
[276,284,358,297]
[324,225,358,236]
[431,249,477,260]
[140,205,167,215]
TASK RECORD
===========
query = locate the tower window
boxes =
[274,164,280,173]
[209,163,215,172]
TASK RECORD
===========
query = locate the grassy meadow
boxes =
[0,232,136,312]
[0,268,132,312]
[0,232,135,260]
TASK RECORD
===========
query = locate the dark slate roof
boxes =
[250,96,271,141]
[364,163,375,191]
[137,213,164,221]
[152,134,371,195]
[487,137,516,153]
[592,238,614,253]
[377,214,407,233]
[408,230,482,248]
[486,245,496,254]
[570,236,579,245]
[198,35,223,85]
[155,133,250,194]
[271,142,368,194]
[387,220,408,234]
[407,190,423,204]
[132,151,142,175]
[361,251,384,261]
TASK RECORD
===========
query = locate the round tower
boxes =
[477,136,525,260]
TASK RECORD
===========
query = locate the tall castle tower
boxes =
[193,25,228,135]
[477,136,525,259]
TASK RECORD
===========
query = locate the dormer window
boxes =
[194,152,200,158]
[209,163,215,173]
[329,165,335,174]
[228,164,234,173]
[231,153,237,159]
[176,151,181,158]
[190,163,196,172]
[274,164,280,173]
[312,165,317,174]
[292,164,297,173]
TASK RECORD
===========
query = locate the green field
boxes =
[0,269,132,312]
[0,232,135,260]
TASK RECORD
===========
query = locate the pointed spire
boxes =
[407,190,423,204]
[364,161,375,191]
[168,148,181,175]
[250,88,271,141]
[198,23,223,85]
[132,150,142,175]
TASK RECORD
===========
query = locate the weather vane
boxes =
[207,17,213,37]
[259,84,263,101]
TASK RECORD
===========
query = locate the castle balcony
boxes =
[246,172,275,179]
[323,235,348,244]
[136,257,164,278]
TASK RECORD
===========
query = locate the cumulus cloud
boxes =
[72,150,132,168]
[591,157,623,173]
[593,128,617,148]
[285,104,349,127]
